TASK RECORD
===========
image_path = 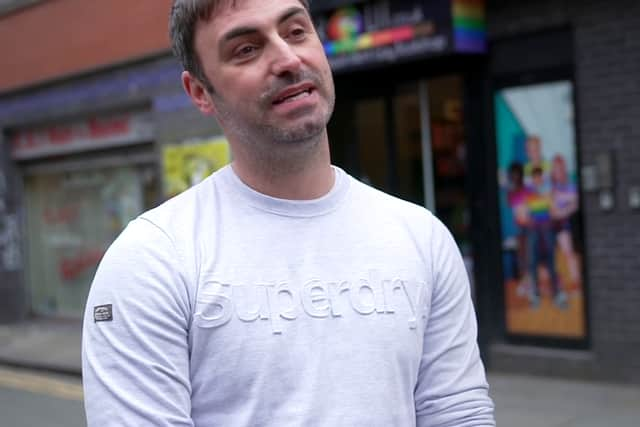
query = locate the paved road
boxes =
[2,365,640,426]
[0,366,85,427]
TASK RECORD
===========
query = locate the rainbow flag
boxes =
[323,23,435,56]
[452,0,486,52]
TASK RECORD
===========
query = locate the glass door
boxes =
[329,74,474,287]
[427,76,473,280]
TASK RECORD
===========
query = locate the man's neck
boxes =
[230,133,335,200]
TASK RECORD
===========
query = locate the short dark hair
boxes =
[508,162,523,178]
[169,0,311,93]
[508,162,524,186]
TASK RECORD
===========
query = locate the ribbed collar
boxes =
[216,165,351,218]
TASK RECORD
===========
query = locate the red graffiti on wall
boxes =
[59,249,105,281]
[43,205,80,225]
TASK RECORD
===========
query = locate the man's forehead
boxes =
[207,0,307,21]
[196,0,309,47]
[192,0,311,61]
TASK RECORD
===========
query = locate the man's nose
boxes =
[269,37,302,76]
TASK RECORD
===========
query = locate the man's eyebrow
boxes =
[219,6,308,46]
[277,6,307,25]
[220,26,258,46]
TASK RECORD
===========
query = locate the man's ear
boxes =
[182,71,216,115]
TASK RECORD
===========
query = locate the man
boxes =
[82,1,495,426]
[523,135,550,187]
[524,166,567,309]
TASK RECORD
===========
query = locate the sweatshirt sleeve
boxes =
[82,218,194,427]
[414,217,495,427]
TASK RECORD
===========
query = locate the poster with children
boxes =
[495,80,587,340]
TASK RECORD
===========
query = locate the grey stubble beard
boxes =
[212,71,335,177]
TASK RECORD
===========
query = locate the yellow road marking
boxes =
[0,367,83,401]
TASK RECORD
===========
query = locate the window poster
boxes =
[163,137,231,198]
[494,80,587,340]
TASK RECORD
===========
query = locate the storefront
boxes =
[313,0,488,307]
[7,111,160,317]
[313,0,593,358]
[487,28,594,356]
[0,50,233,320]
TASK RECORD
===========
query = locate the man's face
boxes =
[526,137,541,163]
[193,0,335,146]
[532,172,543,188]
[508,169,522,189]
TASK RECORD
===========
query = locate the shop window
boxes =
[25,164,155,317]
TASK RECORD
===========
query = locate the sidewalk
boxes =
[0,318,81,375]
[1,319,639,426]
[490,372,640,427]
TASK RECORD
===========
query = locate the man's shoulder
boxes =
[102,168,225,262]
[141,185,199,229]
[107,182,207,253]
[139,167,226,233]
[348,175,434,220]
[96,170,226,277]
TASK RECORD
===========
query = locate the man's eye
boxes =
[235,45,258,58]
[289,27,307,40]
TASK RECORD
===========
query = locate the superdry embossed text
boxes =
[194,272,429,333]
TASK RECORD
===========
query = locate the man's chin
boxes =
[264,119,327,145]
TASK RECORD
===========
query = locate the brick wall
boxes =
[488,0,640,382]
[0,0,173,93]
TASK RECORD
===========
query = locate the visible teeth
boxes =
[281,90,310,103]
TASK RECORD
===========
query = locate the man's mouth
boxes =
[272,85,315,105]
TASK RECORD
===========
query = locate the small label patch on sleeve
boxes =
[94,304,113,322]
